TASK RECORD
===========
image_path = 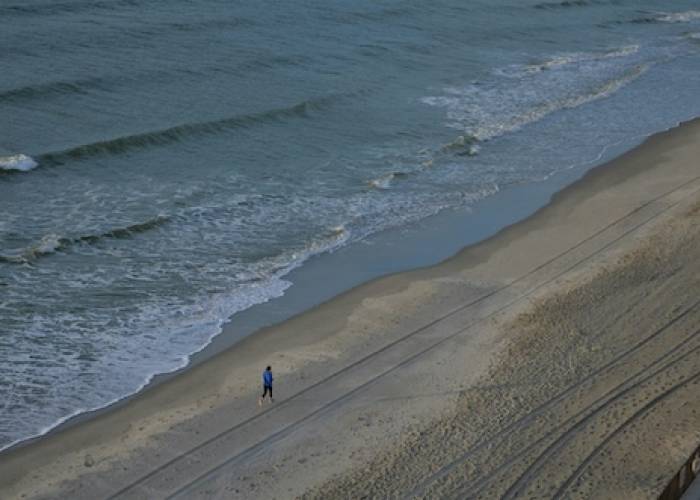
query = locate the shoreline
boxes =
[0,122,649,456]
[0,122,640,457]
[1,117,700,498]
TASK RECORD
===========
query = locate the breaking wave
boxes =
[422,64,648,143]
[0,154,38,172]
[38,96,341,166]
[441,135,481,156]
[483,65,648,140]
[519,45,639,74]
[0,216,170,264]
[625,10,700,25]
[656,10,700,23]
[368,172,409,190]
[534,0,606,9]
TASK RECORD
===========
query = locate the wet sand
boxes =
[1,119,700,499]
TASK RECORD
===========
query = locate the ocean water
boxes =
[2,0,700,451]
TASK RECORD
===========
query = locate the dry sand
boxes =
[1,120,700,499]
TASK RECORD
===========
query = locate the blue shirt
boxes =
[263,370,273,386]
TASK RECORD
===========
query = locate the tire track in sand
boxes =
[407,300,700,498]
[449,326,700,498]
[106,178,700,500]
[554,369,700,498]
[164,186,700,500]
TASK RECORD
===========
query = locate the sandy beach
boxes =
[1,118,700,499]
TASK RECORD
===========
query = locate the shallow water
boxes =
[1,0,700,450]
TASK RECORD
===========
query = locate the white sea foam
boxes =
[0,217,359,453]
[367,171,411,190]
[369,173,396,189]
[0,234,65,263]
[466,144,481,156]
[422,64,648,143]
[527,45,639,72]
[329,224,348,236]
[465,183,499,203]
[494,45,640,78]
[0,154,38,172]
[33,234,63,255]
[299,224,352,256]
[657,10,700,23]
[441,135,481,156]
[0,277,294,454]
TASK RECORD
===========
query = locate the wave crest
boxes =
[626,10,700,25]
[0,215,170,264]
[0,74,114,105]
[483,65,648,140]
[0,154,38,173]
[423,64,648,144]
[38,96,342,167]
[367,172,408,190]
[441,134,481,156]
[522,45,639,74]
[534,0,600,9]
[657,10,700,23]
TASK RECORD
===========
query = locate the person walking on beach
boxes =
[259,366,273,406]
